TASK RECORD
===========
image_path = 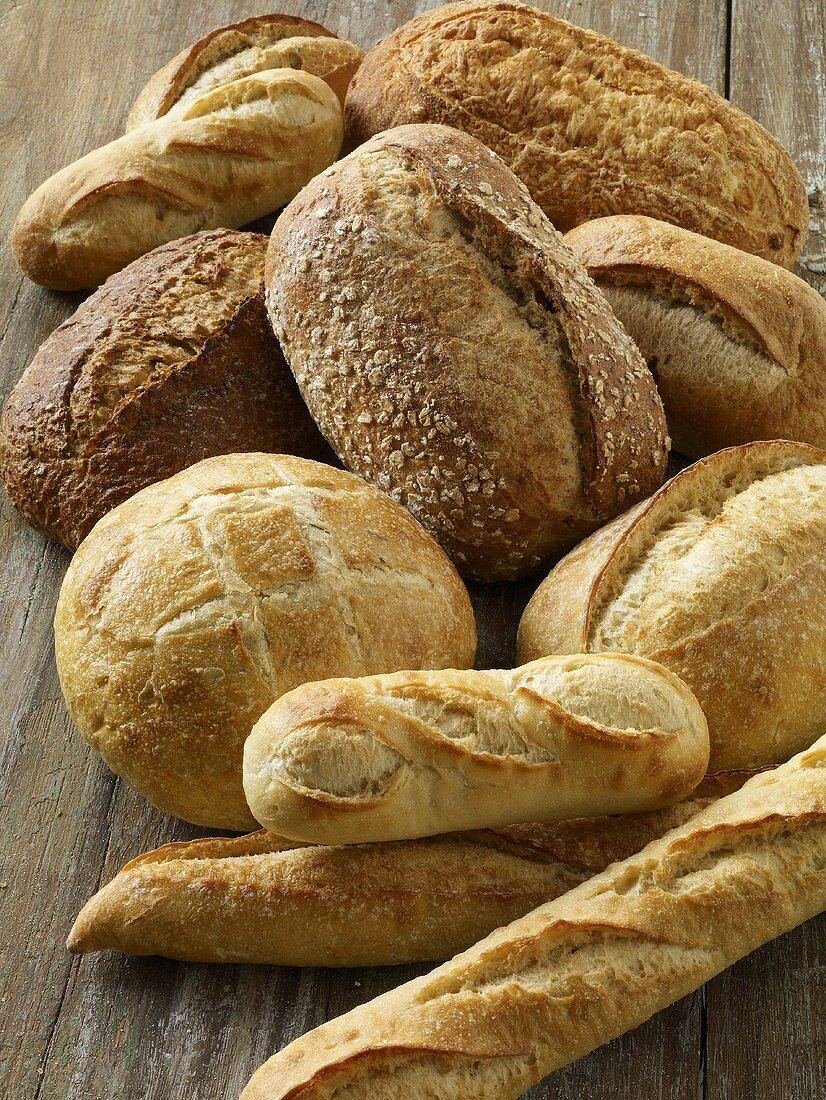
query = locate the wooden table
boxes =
[1,1,823,1097]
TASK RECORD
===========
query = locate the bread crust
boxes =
[517,440,826,771]
[344,0,808,266]
[0,230,327,549]
[266,122,668,580]
[566,216,826,456]
[240,738,826,1098]
[54,453,477,828]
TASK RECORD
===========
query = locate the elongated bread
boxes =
[67,773,749,966]
[12,69,342,290]
[243,654,709,845]
[127,14,363,127]
[517,441,826,772]
[266,122,668,580]
[241,737,826,1099]
[565,216,826,456]
[344,1,808,267]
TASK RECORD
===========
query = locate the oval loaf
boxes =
[344,0,808,266]
[54,453,476,829]
[517,440,826,771]
[266,122,669,580]
[243,653,709,844]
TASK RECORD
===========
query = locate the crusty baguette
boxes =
[565,216,826,456]
[66,772,751,966]
[240,737,826,1099]
[12,69,342,290]
[517,440,826,772]
[243,654,709,845]
[127,14,363,127]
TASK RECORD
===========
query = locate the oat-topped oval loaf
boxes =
[266,123,668,581]
[518,441,826,771]
[54,453,476,829]
[344,0,808,267]
[0,230,327,550]
[566,216,826,457]
[127,13,364,128]
[243,653,709,844]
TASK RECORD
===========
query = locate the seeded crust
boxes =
[0,230,329,549]
[344,0,808,267]
[266,123,668,580]
[517,440,826,771]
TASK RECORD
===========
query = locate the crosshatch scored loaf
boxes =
[53,453,476,830]
[266,122,669,581]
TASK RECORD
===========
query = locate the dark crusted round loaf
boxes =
[0,229,327,549]
[265,123,669,580]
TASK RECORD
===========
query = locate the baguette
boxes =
[517,441,826,772]
[12,69,342,290]
[243,654,709,845]
[67,773,750,966]
[240,736,826,1099]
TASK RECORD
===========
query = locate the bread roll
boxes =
[344,1,807,267]
[565,216,826,456]
[54,453,476,829]
[244,654,709,845]
[67,773,750,966]
[13,69,342,290]
[127,14,363,127]
[266,123,668,581]
[0,230,327,549]
[518,441,826,772]
[241,737,826,1099]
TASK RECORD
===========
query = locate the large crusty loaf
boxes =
[266,122,668,581]
[53,453,476,829]
[0,230,327,550]
[240,736,826,1099]
[517,440,826,772]
[13,69,343,290]
[565,216,826,457]
[67,772,750,966]
[127,14,363,127]
[344,1,808,267]
[244,654,709,844]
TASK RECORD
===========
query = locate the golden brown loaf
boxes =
[344,1,808,266]
[67,773,750,966]
[127,14,363,127]
[12,69,343,290]
[518,441,826,772]
[266,123,668,580]
[241,737,826,1099]
[0,230,327,549]
[243,654,709,845]
[53,453,476,829]
[565,216,826,457]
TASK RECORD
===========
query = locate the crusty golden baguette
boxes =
[66,772,750,966]
[12,69,342,290]
[240,736,826,1100]
[243,654,709,845]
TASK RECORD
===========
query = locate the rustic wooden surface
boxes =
[1,1,823,1097]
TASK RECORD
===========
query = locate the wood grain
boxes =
[0,2,822,1099]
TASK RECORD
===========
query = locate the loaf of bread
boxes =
[12,69,343,290]
[565,216,826,457]
[0,230,328,549]
[54,453,476,829]
[344,1,808,266]
[240,736,826,1099]
[244,654,709,845]
[67,773,750,966]
[518,440,826,772]
[266,123,668,580]
[127,14,363,127]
